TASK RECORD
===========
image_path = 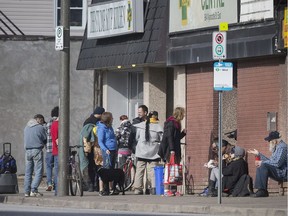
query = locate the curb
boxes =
[1,195,287,216]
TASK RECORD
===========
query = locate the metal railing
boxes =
[0,10,24,36]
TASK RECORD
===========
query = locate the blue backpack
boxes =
[0,153,17,174]
[0,143,17,174]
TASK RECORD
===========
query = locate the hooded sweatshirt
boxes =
[24,119,47,149]
[134,120,163,160]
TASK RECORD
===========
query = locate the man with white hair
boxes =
[248,131,287,197]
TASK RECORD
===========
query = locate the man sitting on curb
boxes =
[248,131,287,197]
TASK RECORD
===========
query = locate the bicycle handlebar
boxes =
[69,145,83,149]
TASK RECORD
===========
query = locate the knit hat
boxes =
[234,146,245,158]
[93,107,105,115]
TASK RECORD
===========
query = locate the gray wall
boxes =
[0,40,94,174]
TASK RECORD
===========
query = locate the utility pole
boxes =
[58,0,70,196]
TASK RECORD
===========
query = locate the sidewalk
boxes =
[0,178,287,216]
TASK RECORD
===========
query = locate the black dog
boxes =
[97,167,125,195]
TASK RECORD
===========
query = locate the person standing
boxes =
[97,112,118,196]
[133,111,163,195]
[45,106,59,191]
[115,115,133,168]
[158,107,186,196]
[50,116,59,196]
[24,114,47,197]
[247,131,287,197]
[128,105,148,154]
[83,106,105,192]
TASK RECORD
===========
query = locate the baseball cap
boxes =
[264,131,280,142]
[93,107,105,115]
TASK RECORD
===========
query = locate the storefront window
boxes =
[130,72,143,100]
[56,0,86,29]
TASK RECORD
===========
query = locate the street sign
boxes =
[214,62,233,91]
[55,26,64,51]
[212,32,226,60]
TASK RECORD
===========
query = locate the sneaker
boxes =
[110,189,120,195]
[134,190,143,195]
[30,191,43,197]
[164,190,175,197]
[99,191,109,196]
[24,193,30,197]
[174,191,183,197]
[46,185,53,192]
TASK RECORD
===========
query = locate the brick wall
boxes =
[186,64,217,193]
[237,58,281,193]
[185,57,285,194]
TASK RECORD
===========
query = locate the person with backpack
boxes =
[247,131,287,197]
[115,115,133,168]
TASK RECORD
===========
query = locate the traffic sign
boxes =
[213,62,233,91]
[55,26,64,51]
[212,32,226,60]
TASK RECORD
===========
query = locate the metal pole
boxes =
[218,91,223,204]
[58,0,70,196]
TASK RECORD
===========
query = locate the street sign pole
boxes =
[58,0,70,197]
[218,89,223,204]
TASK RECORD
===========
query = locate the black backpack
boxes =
[231,174,254,197]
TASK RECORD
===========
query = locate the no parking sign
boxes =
[212,32,226,60]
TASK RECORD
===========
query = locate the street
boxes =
[0,203,213,216]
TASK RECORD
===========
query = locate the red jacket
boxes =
[51,120,59,156]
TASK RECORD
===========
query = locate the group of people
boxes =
[203,131,287,198]
[79,105,186,196]
[23,104,287,198]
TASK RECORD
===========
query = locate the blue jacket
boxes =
[96,122,117,152]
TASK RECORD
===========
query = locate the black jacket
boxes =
[222,158,248,192]
[158,119,185,164]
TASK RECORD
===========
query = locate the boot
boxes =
[207,180,216,197]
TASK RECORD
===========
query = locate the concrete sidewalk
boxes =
[0,183,287,216]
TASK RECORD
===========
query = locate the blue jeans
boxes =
[102,150,117,169]
[254,163,286,190]
[45,152,54,186]
[24,149,43,194]
[53,155,58,196]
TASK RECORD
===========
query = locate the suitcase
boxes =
[0,143,18,194]
[0,173,19,194]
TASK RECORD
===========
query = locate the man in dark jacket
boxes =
[128,105,148,154]
[83,106,105,192]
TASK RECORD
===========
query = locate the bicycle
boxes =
[119,154,136,191]
[68,145,83,196]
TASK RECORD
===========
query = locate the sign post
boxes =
[213,23,231,204]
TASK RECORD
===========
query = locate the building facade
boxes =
[0,0,93,174]
[168,0,287,193]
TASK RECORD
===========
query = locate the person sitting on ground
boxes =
[205,138,234,197]
[222,146,248,196]
[115,115,133,168]
[247,131,287,197]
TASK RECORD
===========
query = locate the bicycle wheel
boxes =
[123,162,136,191]
[69,162,83,196]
